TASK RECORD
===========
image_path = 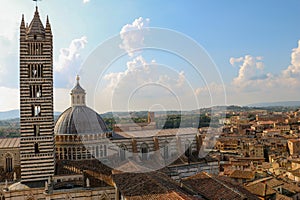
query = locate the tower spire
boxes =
[33,0,41,7]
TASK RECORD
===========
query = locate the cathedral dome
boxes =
[54,76,108,135]
[54,106,108,135]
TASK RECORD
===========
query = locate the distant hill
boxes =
[248,101,300,107]
[0,109,19,120]
[0,109,61,120]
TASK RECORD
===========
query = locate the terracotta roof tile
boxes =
[245,182,276,197]
[113,171,199,200]
[229,170,255,179]
[275,193,293,200]
[182,172,259,200]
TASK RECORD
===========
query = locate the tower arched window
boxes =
[141,143,149,161]
[34,143,40,154]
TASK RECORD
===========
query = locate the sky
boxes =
[0,0,300,113]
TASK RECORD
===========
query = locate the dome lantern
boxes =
[71,75,86,107]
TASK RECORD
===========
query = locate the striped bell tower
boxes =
[19,6,55,183]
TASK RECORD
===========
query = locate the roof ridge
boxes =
[206,173,246,199]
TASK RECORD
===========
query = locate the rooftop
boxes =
[0,138,20,148]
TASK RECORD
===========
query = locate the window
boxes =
[32,105,41,117]
[34,125,40,136]
[28,64,42,78]
[120,144,127,161]
[104,145,107,156]
[28,43,43,55]
[34,143,39,154]
[96,146,99,158]
[100,145,103,157]
[185,143,192,157]
[141,143,149,161]
[30,85,42,98]
[5,154,13,172]
[164,144,169,159]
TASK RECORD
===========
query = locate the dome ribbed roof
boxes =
[71,83,85,94]
[54,106,108,135]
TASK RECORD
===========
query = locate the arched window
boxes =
[64,148,67,159]
[72,147,76,160]
[141,143,149,161]
[163,142,169,159]
[77,147,81,160]
[77,95,80,104]
[184,140,192,157]
[119,144,127,161]
[104,145,107,157]
[96,146,99,158]
[5,154,13,173]
[68,147,72,160]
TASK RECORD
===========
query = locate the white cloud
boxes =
[119,17,150,57]
[54,36,87,88]
[282,40,300,81]
[230,55,269,89]
[229,57,243,66]
[94,56,199,111]
[55,36,87,72]
[227,40,300,105]
[83,0,90,3]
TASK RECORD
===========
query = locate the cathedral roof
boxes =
[54,106,108,135]
[27,6,45,35]
[0,138,20,148]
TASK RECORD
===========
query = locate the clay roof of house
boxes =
[229,170,255,179]
[288,168,300,178]
[275,193,293,200]
[0,138,20,148]
[265,178,284,188]
[182,172,259,200]
[245,182,276,197]
[282,183,300,193]
[113,171,199,200]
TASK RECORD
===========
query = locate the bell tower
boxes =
[19,6,55,183]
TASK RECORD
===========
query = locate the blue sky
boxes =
[0,0,300,112]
